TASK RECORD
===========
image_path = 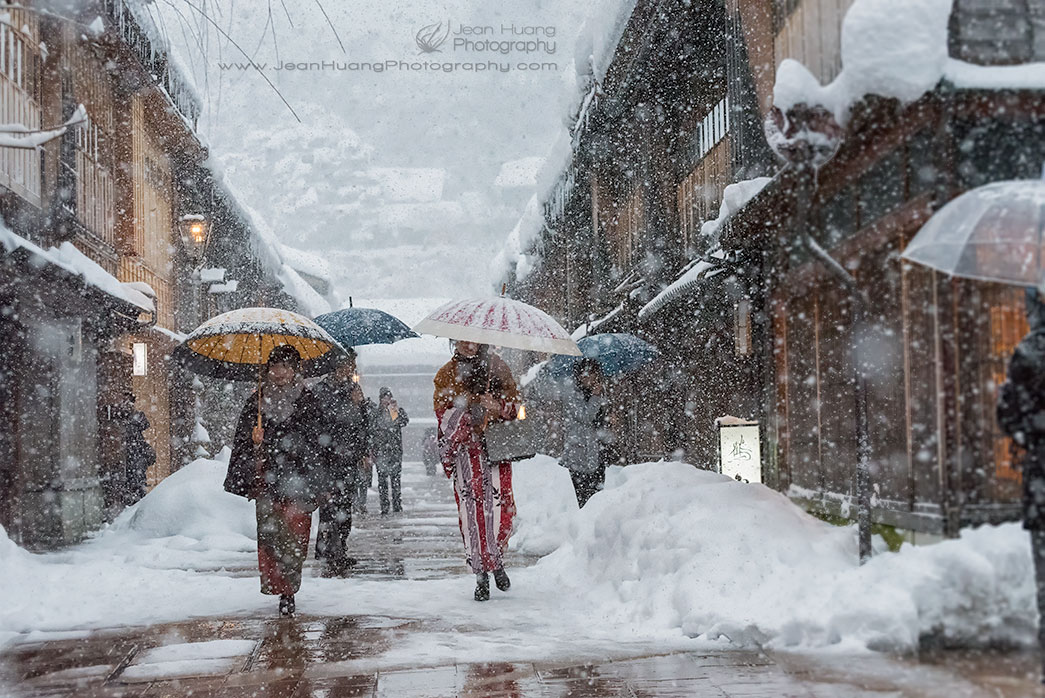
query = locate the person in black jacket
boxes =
[311,349,369,574]
[123,394,155,505]
[226,345,330,617]
[372,387,409,515]
[997,288,1045,682]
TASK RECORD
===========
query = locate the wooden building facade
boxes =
[0,0,298,549]
[512,0,1045,538]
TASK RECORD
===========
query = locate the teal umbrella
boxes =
[543,333,659,379]
[314,307,419,347]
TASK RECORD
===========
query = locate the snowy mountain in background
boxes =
[156,0,592,301]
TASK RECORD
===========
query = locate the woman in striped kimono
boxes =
[434,341,521,601]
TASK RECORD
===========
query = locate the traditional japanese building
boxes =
[507,0,1045,540]
[0,0,314,548]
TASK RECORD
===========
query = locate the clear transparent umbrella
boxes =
[902,179,1045,289]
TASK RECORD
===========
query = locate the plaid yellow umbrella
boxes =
[172,307,346,381]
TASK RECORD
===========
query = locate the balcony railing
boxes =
[102,0,201,130]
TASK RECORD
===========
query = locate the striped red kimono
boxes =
[438,405,516,573]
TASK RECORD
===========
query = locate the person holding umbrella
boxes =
[174,307,346,617]
[416,296,580,601]
[226,345,330,616]
[434,340,522,601]
[311,348,369,575]
[562,358,615,507]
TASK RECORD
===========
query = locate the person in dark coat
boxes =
[561,358,614,507]
[311,349,369,574]
[998,288,1045,680]
[123,394,155,505]
[372,387,409,515]
[227,345,330,617]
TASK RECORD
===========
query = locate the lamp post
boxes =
[178,214,212,326]
[765,105,874,563]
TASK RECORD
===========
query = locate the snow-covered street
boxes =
[3,455,1044,696]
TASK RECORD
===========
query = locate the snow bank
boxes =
[509,455,579,556]
[773,0,953,124]
[113,456,255,545]
[529,461,1037,651]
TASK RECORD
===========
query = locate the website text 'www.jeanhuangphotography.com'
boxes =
[217,59,559,74]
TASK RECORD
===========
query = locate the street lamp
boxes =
[765,104,874,564]
[178,214,211,263]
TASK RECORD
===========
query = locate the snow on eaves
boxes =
[575,0,641,82]
[944,59,1045,91]
[773,0,954,124]
[639,177,771,321]
[0,224,155,312]
[572,303,623,340]
[277,265,331,318]
[494,0,642,288]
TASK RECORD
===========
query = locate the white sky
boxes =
[157,1,591,302]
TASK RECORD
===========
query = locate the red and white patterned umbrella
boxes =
[413,297,582,356]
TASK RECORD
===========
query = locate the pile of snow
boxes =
[527,461,1037,651]
[773,0,953,123]
[113,455,256,546]
[509,455,579,556]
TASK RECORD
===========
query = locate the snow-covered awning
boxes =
[572,303,624,340]
[0,224,155,312]
[639,258,730,322]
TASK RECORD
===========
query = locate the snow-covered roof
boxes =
[0,224,155,312]
[773,0,954,124]
[492,0,644,287]
[277,265,331,318]
[205,161,331,316]
[494,157,543,189]
[369,167,446,203]
[278,244,332,285]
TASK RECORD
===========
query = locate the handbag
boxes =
[484,417,539,462]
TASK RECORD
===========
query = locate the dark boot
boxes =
[493,567,511,592]
[474,572,490,602]
[279,594,295,617]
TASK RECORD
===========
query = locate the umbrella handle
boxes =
[253,368,264,445]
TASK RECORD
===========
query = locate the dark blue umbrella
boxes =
[314,307,419,347]
[543,333,659,379]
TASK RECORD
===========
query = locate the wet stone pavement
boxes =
[3,464,1045,697]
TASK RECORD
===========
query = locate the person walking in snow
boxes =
[312,349,369,575]
[434,341,520,601]
[997,288,1045,678]
[371,387,409,515]
[227,345,329,617]
[562,358,614,508]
